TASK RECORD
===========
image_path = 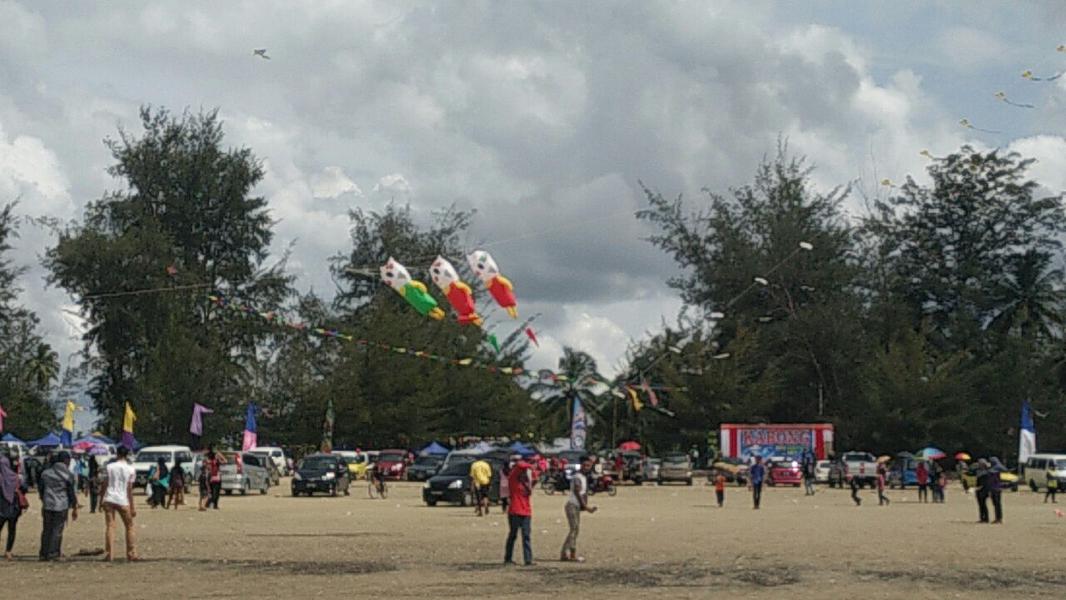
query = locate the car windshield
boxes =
[379,453,406,462]
[299,457,337,470]
[1055,459,1066,470]
[415,456,442,466]
[135,452,171,463]
[844,453,871,462]
[664,455,688,465]
[439,460,477,476]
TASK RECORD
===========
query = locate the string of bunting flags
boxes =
[207,292,527,376]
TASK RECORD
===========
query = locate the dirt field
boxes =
[5,479,1066,599]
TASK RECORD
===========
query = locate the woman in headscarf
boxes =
[148,457,169,509]
[0,450,27,560]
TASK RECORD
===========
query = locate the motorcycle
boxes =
[587,473,617,497]
[541,469,569,495]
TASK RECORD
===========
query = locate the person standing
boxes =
[876,465,890,506]
[916,461,929,503]
[87,457,101,514]
[714,470,727,507]
[101,446,138,562]
[748,456,766,510]
[974,459,991,523]
[204,448,226,510]
[847,463,862,507]
[1045,464,1058,504]
[988,458,1004,524]
[560,456,597,563]
[168,458,185,510]
[469,458,492,517]
[1,451,27,561]
[504,456,535,566]
[803,451,816,496]
[499,457,513,514]
[38,452,79,561]
[148,457,169,509]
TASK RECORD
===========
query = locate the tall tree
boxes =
[0,203,59,435]
[46,107,291,442]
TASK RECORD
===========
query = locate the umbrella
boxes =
[877,455,892,464]
[618,440,641,451]
[955,452,971,461]
[916,447,946,460]
[895,451,914,458]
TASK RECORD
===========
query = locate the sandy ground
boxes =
[4,479,1066,599]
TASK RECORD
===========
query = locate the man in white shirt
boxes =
[560,455,597,563]
[100,446,138,561]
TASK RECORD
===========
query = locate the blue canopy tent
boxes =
[419,441,450,456]
[1,433,24,444]
[508,441,536,456]
[27,432,62,448]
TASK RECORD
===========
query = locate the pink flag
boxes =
[242,430,258,451]
[189,403,213,437]
[0,403,6,432]
[641,378,659,407]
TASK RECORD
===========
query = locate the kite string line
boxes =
[81,282,213,300]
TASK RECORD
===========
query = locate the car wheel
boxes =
[460,491,472,507]
[686,479,693,487]
[241,481,249,496]
[656,479,663,486]
[225,489,233,496]
[343,483,350,496]
[426,498,437,506]
[330,486,338,497]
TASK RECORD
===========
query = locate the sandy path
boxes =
[5,479,1066,599]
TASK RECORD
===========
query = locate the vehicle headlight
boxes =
[392,464,403,471]
[448,480,464,489]
[323,472,335,480]
[423,482,431,489]
[686,471,693,477]
[293,473,302,481]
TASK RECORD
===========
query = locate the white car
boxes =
[815,460,832,484]
[250,446,289,476]
[1024,454,1066,491]
[132,445,195,490]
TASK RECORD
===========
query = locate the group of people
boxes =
[0,446,138,562]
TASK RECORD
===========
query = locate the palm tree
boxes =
[24,342,60,393]
[988,250,1066,340]
[529,347,608,439]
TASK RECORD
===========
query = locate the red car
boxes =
[768,459,803,487]
[375,449,410,480]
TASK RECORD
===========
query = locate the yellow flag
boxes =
[62,401,76,432]
[122,402,137,432]
[627,387,643,412]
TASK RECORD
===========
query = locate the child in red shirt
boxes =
[714,471,726,507]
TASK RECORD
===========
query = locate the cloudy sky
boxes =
[3,1,1066,391]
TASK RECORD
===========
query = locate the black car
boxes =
[422,457,501,506]
[407,455,445,481]
[291,453,351,497]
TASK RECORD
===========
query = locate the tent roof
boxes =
[420,441,450,456]
[27,432,62,447]
[1,433,24,444]
[508,441,536,456]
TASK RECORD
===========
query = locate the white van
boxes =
[1023,454,1066,491]
[132,445,195,490]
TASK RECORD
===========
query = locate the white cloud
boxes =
[373,173,412,194]
[311,166,361,199]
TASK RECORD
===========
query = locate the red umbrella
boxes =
[618,441,641,452]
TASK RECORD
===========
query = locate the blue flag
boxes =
[1019,400,1036,465]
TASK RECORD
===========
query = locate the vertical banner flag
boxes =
[121,402,137,449]
[640,378,659,407]
[321,398,335,453]
[0,402,6,432]
[570,396,587,451]
[61,400,77,447]
[189,403,213,437]
[1019,400,1036,466]
[242,402,258,451]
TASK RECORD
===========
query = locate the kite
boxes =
[466,250,518,318]
[380,257,445,320]
[487,333,500,353]
[1021,69,1062,82]
[253,48,271,60]
[429,256,482,326]
[994,91,1034,109]
[919,149,945,160]
[525,327,539,348]
[959,118,1000,134]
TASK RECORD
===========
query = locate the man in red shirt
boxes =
[504,455,535,566]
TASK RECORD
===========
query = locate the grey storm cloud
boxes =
[2,1,1065,376]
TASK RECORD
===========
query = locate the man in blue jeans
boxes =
[504,456,534,565]
[748,456,766,510]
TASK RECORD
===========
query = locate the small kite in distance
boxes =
[1057,44,1066,52]
[959,118,1000,134]
[253,49,271,60]
[1021,69,1061,81]
[994,91,1034,109]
